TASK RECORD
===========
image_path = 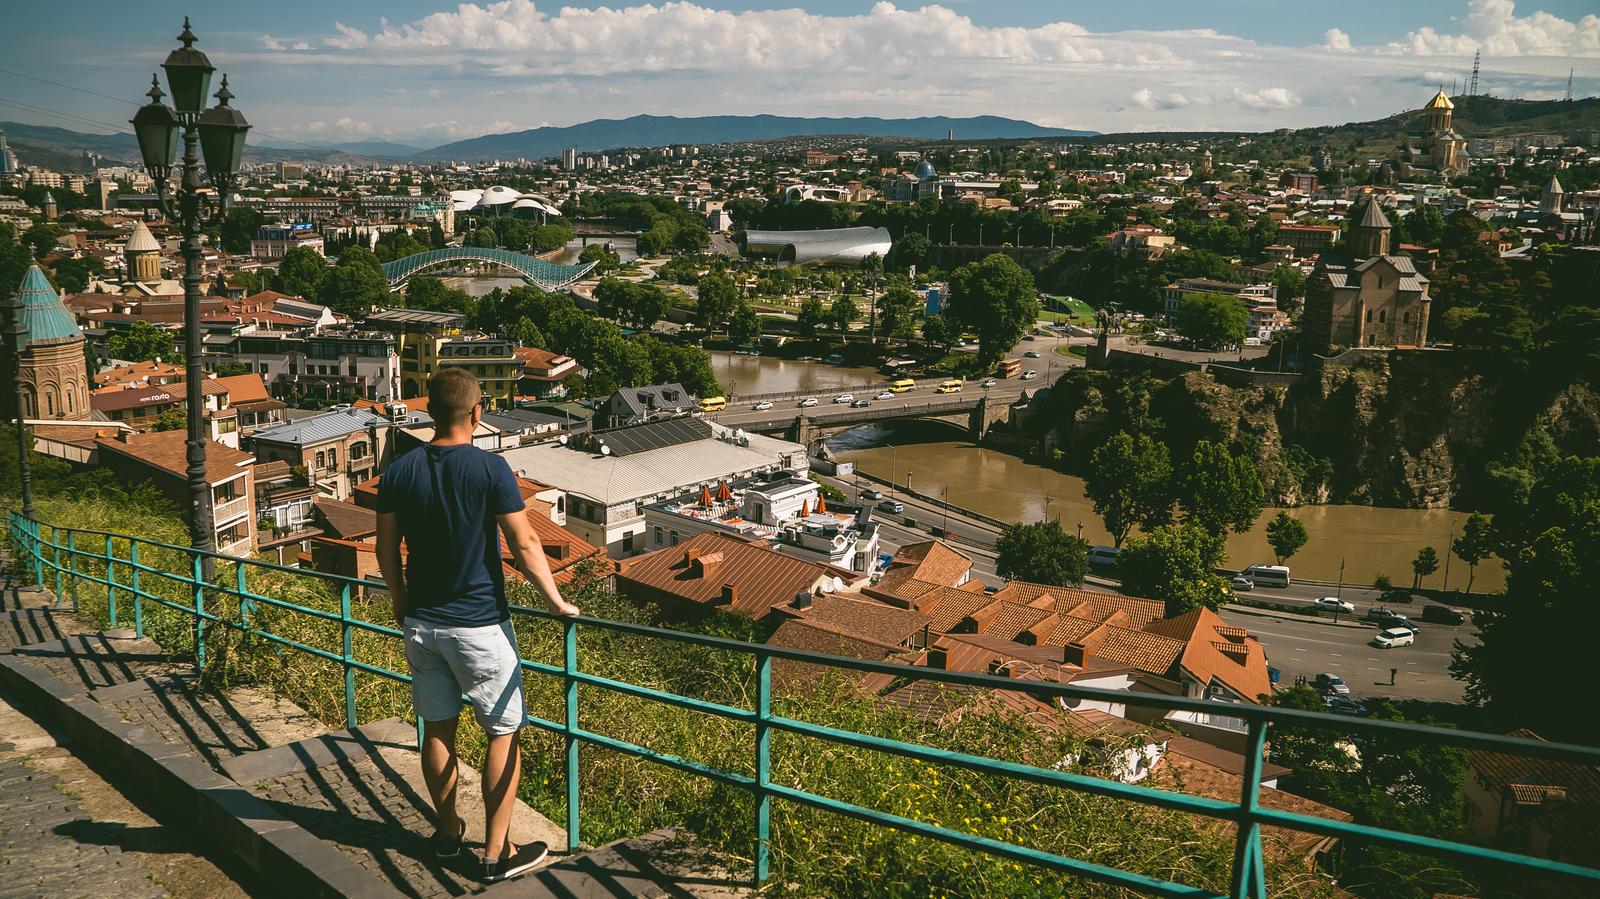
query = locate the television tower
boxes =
[1469,51,1480,96]
[1566,69,1574,102]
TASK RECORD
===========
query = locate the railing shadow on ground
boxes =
[6,509,1599,899]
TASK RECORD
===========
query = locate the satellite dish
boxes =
[559,435,568,445]
[820,579,834,593]
[832,576,845,592]
[601,444,611,455]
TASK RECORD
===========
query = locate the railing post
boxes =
[105,535,117,628]
[236,561,253,635]
[130,541,143,639]
[1229,717,1269,899]
[755,651,772,885]
[340,581,356,728]
[563,617,581,853]
[192,550,205,669]
[52,526,62,605]
[67,530,78,612]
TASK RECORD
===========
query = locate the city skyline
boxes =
[2,0,1597,150]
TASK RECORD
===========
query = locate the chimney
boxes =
[1542,789,1568,809]
[116,430,132,443]
[1063,642,1088,667]
[791,591,812,610]
[927,648,948,670]
[721,583,737,605]
[683,548,700,565]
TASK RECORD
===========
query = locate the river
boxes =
[708,352,884,400]
[828,421,1505,593]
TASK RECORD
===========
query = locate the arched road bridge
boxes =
[381,247,597,290]
[719,394,1012,450]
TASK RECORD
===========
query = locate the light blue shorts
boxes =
[403,617,526,735]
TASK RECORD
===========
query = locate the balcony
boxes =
[217,536,253,558]
[213,495,251,525]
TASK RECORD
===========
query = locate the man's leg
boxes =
[421,716,462,838]
[482,731,521,861]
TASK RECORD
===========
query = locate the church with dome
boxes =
[1301,202,1433,356]
[5,261,90,423]
[1393,90,1469,179]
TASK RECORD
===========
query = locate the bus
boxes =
[698,396,726,412]
[997,359,1022,378]
[937,380,963,394]
[891,379,916,393]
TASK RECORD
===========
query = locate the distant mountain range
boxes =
[252,138,434,156]
[408,114,1097,162]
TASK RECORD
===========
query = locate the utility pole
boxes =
[1469,50,1480,96]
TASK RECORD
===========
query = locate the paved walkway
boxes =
[0,542,750,898]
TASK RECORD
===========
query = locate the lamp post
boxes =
[889,445,896,499]
[1442,516,1457,591]
[129,18,251,578]
[907,470,913,495]
[3,269,34,522]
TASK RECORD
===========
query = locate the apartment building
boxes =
[94,430,259,557]
[246,407,398,501]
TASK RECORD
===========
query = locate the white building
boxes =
[643,474,881,573]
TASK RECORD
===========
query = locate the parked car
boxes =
[1372,627,1416,648]
[874,391,895,400]
[1230,576,1254,592]
[877,499,904,514]
[1023,350,1041,358]
[860,488,883,500]
[1364,607,1411,627]
[1021,370,1039,379]
[1313,597,1356,614]
[851,399,872,408]
[1315,673,1350,695]
[1086,546,1120,567]
[832,394,853,404]
[981,379,997,388]
[1324,697,1366,716]
[799,397,818,407]
[752,401,773,411]
[1420,604,1465,625]
[1378,589,1417,605]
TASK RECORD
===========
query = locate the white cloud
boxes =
[1131,88,1194,110]
[1323,28,1352,53]
[1230,87,1300,110]
[1387,0,1600,56]
[325,22,370,50]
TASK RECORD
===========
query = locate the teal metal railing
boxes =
[7,509,1599,898]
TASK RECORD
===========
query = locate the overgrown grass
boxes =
[4,492,1337,899]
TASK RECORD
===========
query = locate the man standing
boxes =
[376,367,580,883]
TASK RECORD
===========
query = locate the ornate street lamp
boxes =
[3,262,35,522]
[129,18,251,575]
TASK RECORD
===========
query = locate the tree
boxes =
[1264,511,1309,565]
[830,295,859,334]
[220,206,264,255]
[797,296,826,340]
[895,231,931,271]
[51,256,105,294]
[876,284,922,342]
[1410,546,1439,589]
[1450,512,1494,592]
[696,273,738,335]
[1267,266,1305,303]
[995,520,1088,588]
[1175,292,1249,349]
[1117,524,1232,617]
[318,246,389,314]
[1083,431,1173,548]
[153,407,186,432]
[920,313,962,354]
[108,320,176,363]
[946,254,1040,362]
[503,316,547,350]
[467,227,500,248]
[278,246,328,298]
[728,301,761,344]
[861,252,884,342]
[215,361,250,377]
[23,223,61,260]
[1176,440,1264,538]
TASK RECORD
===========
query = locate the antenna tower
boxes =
[1566,69,1574,102]
[1469,50,1480,96]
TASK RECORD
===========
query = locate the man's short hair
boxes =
[429,367,481,428]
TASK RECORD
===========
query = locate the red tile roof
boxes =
[873,541,972,599]
[617,531,867,619]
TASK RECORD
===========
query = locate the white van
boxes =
[1086,546,1120,567]
[1240,564,1291,588]
[1372,628,1415,648]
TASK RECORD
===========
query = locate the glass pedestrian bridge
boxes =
[380,247,596,290]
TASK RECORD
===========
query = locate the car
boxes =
[877,499,904,514]
[1021,370,1039,379]
[1023,334,1035,341]
[1231,576,1254,592]
[1378,589,1417,605]
[832,394,853,404]
[860,488,883,500]
[1324,697,1366,716]
[752,401,773,411]
[955,338,968,346]
[874,391,895,400]
[1023,350,1041,358]
[1372,627,1416,648]
[1364,607,1411,626]
[982,379,997,388]
[799,398,819,407]
[1420,604,1465,625]
[851,399,872,407]
[1314,673,1350,696]
[1313,597,1356,614]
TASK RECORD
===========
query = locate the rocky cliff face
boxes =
[1050,353,1600,508]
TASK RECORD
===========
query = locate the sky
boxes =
[2,0,1596,150]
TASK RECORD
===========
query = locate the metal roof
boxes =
[125,221,161,253]
[17,264,83,346]
[743,226,893,266]
[595,417,712,457]
[364,307,465,326]
[250,407,391,446]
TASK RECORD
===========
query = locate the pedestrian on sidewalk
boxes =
[376,367,581,884]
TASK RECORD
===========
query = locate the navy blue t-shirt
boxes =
[375,443,526,626]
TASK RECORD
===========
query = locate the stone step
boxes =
[486,827,753,898]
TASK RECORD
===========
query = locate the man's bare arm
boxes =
[497,511,581,617]
[375,512,408,625]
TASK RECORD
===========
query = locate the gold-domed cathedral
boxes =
[5,263,90,422]
[1394,90,1469,178]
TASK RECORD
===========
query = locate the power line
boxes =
[0,67,136,106]
[0,98,134,135]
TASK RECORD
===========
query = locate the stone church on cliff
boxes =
[1301,201,1432,356]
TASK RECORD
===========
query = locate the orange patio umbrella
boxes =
[699,485,713,506]
[815,491,827,513]
[716,481,733,502]
[800,500,810,518]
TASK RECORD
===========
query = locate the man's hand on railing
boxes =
[546,596,581,617]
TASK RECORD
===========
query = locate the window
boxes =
[46,394,52,415]
[327,448,337,469]
[655,526,663,545]
[315,451,325,468]
[669,530,679,546]
[1365,309,1372,323]
[348,365,357,378]
[289,363,298,375]
[1404,311,1411,324]
[1378,310,1387,324]
[623,531,635,552]
[556,496,565,514]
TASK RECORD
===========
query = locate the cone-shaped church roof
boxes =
[15,264,83,345]
[1425,90,1454,110]
[1544,175,1564,195]
[125,220,161,253]
[1356,201,1392,230]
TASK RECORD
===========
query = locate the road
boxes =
[713,365,1075,427]
[1219,608,1476,704]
